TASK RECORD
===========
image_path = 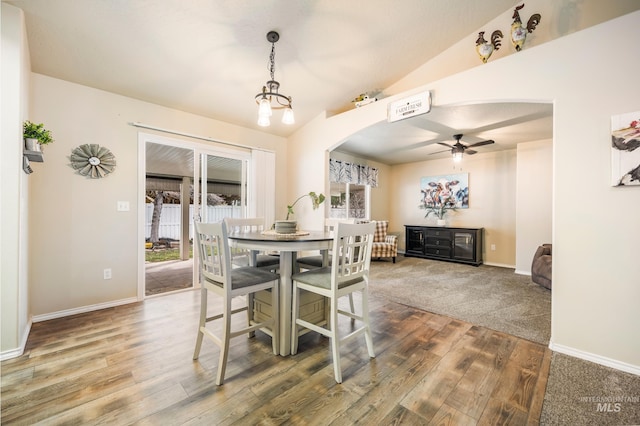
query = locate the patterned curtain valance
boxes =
[329,158,378,187]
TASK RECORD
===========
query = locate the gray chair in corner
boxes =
[531,244,552,290]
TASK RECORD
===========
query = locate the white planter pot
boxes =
[25,138,41,152]
[437,219,446,227]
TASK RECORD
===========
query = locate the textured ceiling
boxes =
[8,1,634,167]
[9,0,518,139]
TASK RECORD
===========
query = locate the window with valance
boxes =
[329,158,377,219]
[329,158,378,187]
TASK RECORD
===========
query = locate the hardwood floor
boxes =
[1,289,550,425]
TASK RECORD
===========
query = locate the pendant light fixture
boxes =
[255,31,294,127]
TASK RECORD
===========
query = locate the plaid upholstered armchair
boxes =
[371,220,397,263]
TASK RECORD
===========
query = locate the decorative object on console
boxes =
[420,173,468,225]
[475,30,503,63]
[510,3,541,52]
[255,31,294,127]
[611,110,640,186]
[70,144,116,178]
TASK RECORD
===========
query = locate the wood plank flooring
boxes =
[1,289,550,425]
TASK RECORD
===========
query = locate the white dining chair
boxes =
[295,218,356,270]
[295,218,357,314]
[193,221,280,386]
[224,217,281,338]
[290,221,376,383]
[224,217,280,271]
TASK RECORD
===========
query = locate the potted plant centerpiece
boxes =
[420,194,457,226]
[23,121,54,152]
[275,191,325,234]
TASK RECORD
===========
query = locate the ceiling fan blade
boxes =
[437,142,454,148]
[428,149,452,155]
[466,149,478,155]
[467,139,495,148]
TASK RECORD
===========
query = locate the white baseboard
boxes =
[399,252,515,270]
[0,319,32,361]
[32,297,139,323]
[483,261,515,269]
[514,269,532,276]
[549,342,640,376]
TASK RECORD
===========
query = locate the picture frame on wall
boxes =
[611,110,640,186]
[420,173,469,209]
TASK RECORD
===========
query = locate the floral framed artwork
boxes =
[611,111,640,186]
[420,173,469,210]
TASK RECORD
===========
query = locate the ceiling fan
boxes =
[430,134,495,162]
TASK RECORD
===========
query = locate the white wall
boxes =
[515,140,553,274]
[1,3,31,358]
[289,12,640,373]
[27,74,287,318]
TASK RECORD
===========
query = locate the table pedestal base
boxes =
[254,289,327,343]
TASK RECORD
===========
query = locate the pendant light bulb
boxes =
[282,106,295,125]
[258,96,272,117]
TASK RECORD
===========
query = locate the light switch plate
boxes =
[117,201,130,211]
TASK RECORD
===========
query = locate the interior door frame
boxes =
[137,132,251,300]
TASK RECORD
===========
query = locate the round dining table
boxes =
[228,230,333,355]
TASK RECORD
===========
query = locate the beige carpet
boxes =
[368,256,551,344]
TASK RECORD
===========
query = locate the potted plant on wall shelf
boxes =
[420,194,457,226]
[275,191,325,234]
[23,121,54,152]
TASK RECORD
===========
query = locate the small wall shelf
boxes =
[23,149,43,174]
[24,149,44,162]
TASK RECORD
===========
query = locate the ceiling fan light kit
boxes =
[255,31,294,127]
[432,134,495,162]
[475,3,540,63]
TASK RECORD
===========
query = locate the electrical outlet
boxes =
[491,244,496,251]
[104,268,112,280]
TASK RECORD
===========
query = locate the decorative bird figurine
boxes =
[511,3,541,51]
[475,30,503,63]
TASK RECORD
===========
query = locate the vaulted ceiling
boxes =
[7,1,635,165]
[9,0,518,137]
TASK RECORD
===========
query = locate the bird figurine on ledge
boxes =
[475,30,503,63]
[511,3,541,51]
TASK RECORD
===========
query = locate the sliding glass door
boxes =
[141,133,249,298]
[194,152,246,224]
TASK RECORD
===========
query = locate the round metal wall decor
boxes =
[70,144,116,178]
